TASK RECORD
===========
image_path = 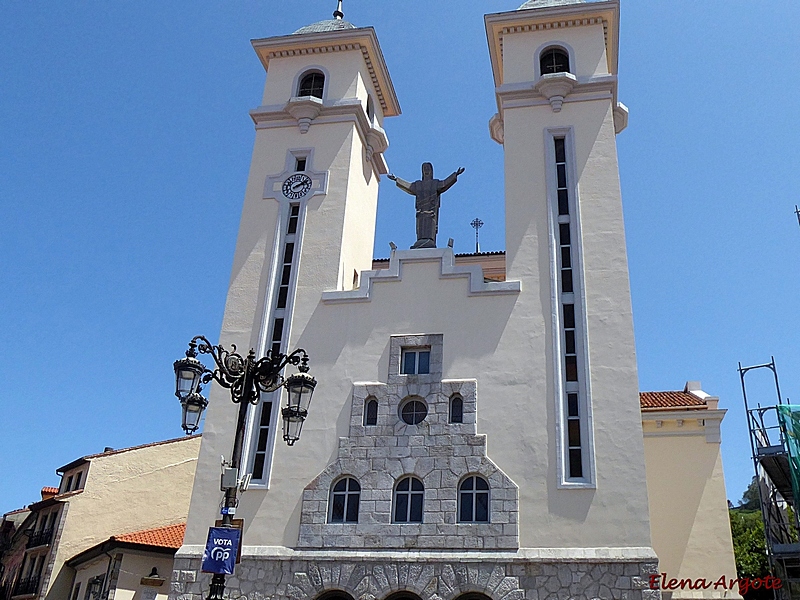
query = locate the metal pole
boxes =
[471,218,483,254]
[207,357,255,600]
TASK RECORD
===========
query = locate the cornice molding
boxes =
[484,1,620,89]
[496,75,615,108]
[498,17,611,74]
[176,545,659,561]
[252,28,401,118]
[250,99,390,175]
[321,248,520,304]
[642,408,727,444]
[492,74,628,134]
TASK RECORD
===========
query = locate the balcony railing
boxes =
[25,528,53,549]
[12,576,40,597]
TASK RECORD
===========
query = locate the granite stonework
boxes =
[297,334,519,550]
[169,551,661,600]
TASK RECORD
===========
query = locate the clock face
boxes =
[282,174,313,200]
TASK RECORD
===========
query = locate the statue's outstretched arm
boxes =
[388,174,415,195]
[439,167,465,193]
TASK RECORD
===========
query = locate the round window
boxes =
[400,399,428,425]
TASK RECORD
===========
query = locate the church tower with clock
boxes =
[169,1,703,599]
[181,5,401,497]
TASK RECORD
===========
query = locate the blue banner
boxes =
[201,527,241,575]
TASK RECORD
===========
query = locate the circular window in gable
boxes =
[399,397,428,425]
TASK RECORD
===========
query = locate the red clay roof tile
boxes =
[112,523,185,549]
[640,391,707,410]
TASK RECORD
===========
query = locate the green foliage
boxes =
[729,509,770,580]
[738,476,761,511]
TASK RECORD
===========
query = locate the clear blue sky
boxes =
[1,0,799,515]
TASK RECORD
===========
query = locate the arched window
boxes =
[449,395,463,424]
[364,397,378,426]
[329,477,360,523]
[298,71,325,99]
[540,48,570,75]
[366,96,375,122]
[459,475,489,523]
[394,476,424,523]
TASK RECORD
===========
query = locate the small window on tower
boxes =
[366,96,375,122]
[295,157,307,172]
[298,71,325,99]
[449,395,464,424]
[540,48,570,75]
[401,348,430,375]
[364,397,378,426]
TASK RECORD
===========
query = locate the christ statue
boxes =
[388,162,465,249]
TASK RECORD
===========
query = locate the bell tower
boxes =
[485,0,651,541]
[183,5,400,541]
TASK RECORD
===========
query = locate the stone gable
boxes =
[297,336,519,550]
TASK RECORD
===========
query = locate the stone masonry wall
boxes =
[169,553,661,600]
[297,335,519,550]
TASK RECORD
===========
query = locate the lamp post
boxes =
[173,336,317,600]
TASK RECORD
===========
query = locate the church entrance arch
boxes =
[384,592,424,600]
[316,591,356,600]
[454,594,493,600]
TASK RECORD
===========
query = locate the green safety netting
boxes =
[777,405,800,506]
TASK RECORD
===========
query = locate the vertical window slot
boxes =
[250,201,303,483]
[553,136,586,481]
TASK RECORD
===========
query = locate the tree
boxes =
[730,478,772,600]
[730,509,770,580]
[739,476,762,511]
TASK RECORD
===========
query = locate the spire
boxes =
[333,0,344,20]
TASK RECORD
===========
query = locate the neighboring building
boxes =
[169,2,739,600]
[66,523,185,600]
[0,506,32,600]
[1,436,200,600]
[1,489,60,600]
[641,385,739,599]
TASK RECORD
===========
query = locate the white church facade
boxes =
[170,1,738,599]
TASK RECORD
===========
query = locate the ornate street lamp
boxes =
[172,335,316,600]
[282,371,317,445]
[173,336,316,438]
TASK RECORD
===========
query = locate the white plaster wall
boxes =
[493,21,648,548]
[261,50,385,126]
[502,23,609,84]
[72,555,108,600]
[339,127,380,291]
[188,250,647,549]
[500,113,648,543]
[184,49,381,547]
[644,421,740,599]
[184,16,650,553]
[113,552,175,600]
[43,438,199,600]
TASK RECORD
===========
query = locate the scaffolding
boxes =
[741,358,800,599]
